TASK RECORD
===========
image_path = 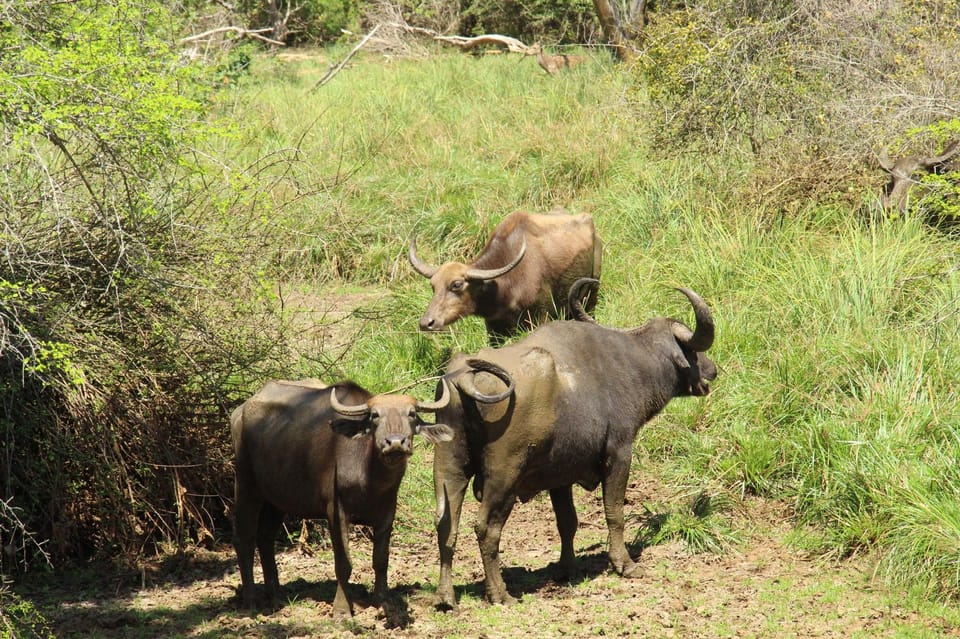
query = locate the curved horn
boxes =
[568,277,600,324]
[330,387,371,417]
[672,287,715,352]
[455,358,515,403]
[408,236,438,278]
[464,237,526,281]
[416,378,451,413]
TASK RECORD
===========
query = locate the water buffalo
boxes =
[432,284,717,608]
[409,208,602,343]
[230,377,456,617]
[231,364,514,617]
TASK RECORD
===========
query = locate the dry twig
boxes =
[179,26,285,47]
[308,24,382,92]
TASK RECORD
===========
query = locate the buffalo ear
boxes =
[669,343,692,370]
[330,416,371,439]
[416,422,454,443]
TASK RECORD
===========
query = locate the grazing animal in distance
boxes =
[527,42,586,74]
[431,287,717,608]
[230,376,455,617]
[878,140,960,212]
[409,208,602,343]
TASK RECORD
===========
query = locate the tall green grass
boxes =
[214,49,960,600]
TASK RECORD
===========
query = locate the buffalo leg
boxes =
[434,469,469,610]
[474,485,518,605]
[232,492,261,608]
[328,505,354,618]
[256,503,285,601]
[601,447,641,578]
[548,485,578,573]
[371,508,396,604]
[433,423,473,610]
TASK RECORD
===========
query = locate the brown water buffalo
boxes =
[230,377,456,617]
[431,286,717,608]
[409,208,602,342]
[231,365,514,617]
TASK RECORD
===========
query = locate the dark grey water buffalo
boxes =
[409,208,602,342]
[432,285,717,608]
[230,377,457,617]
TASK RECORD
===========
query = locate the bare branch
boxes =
[308,24,381,93]
[179,26,286,47]
[0,497,52,571]
[381,21,529,54]
[432,33,529,54]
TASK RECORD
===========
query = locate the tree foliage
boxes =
[0,0,287,570]
[634,0,960,208]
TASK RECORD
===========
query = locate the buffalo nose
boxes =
[382,435,411,454]
[419,316,439,331]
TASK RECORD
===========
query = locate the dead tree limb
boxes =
[309,24,381,93]
[179,26,286,47]
[432,34,529,54]
[592,0,636,61]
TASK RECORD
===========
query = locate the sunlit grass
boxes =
[213,49,960,603]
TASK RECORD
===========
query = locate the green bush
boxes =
[232,0,358,45]
[459,0,598,42]
[0,0,290,569]
[904,119,960,225]
[0,587,53,639]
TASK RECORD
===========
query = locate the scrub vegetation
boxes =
[1,1,958,636]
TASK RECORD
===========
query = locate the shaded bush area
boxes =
[456,0,599,43]
[203,0,603,47]
[0,1,290,571]
[634,0,960,213]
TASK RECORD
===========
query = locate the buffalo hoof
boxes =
[434,596,458,613]
[554,557,579,579]
[622,562,645,579]
[434,582,459,612]
[235,585,279,613]
[331,593,353,619]
[331,605,353,620]
[485,590,518,606]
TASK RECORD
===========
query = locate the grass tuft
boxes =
[633,490,741,554]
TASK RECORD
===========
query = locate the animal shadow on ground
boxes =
[281,578,413,628]
[453,541,618,605]
[28,552,241,637]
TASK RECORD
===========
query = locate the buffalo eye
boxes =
[449,279,465,292]
[369,409,380,421]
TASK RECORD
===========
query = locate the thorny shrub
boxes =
[0,0,291,571]
[634,0,960,212]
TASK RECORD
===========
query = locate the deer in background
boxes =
[878,140,960,212]
[527,42,585,75]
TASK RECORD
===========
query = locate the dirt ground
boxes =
[17,467,960,639]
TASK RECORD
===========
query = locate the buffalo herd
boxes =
[230,208,718,617]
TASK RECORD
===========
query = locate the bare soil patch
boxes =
[16,466,959,639]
